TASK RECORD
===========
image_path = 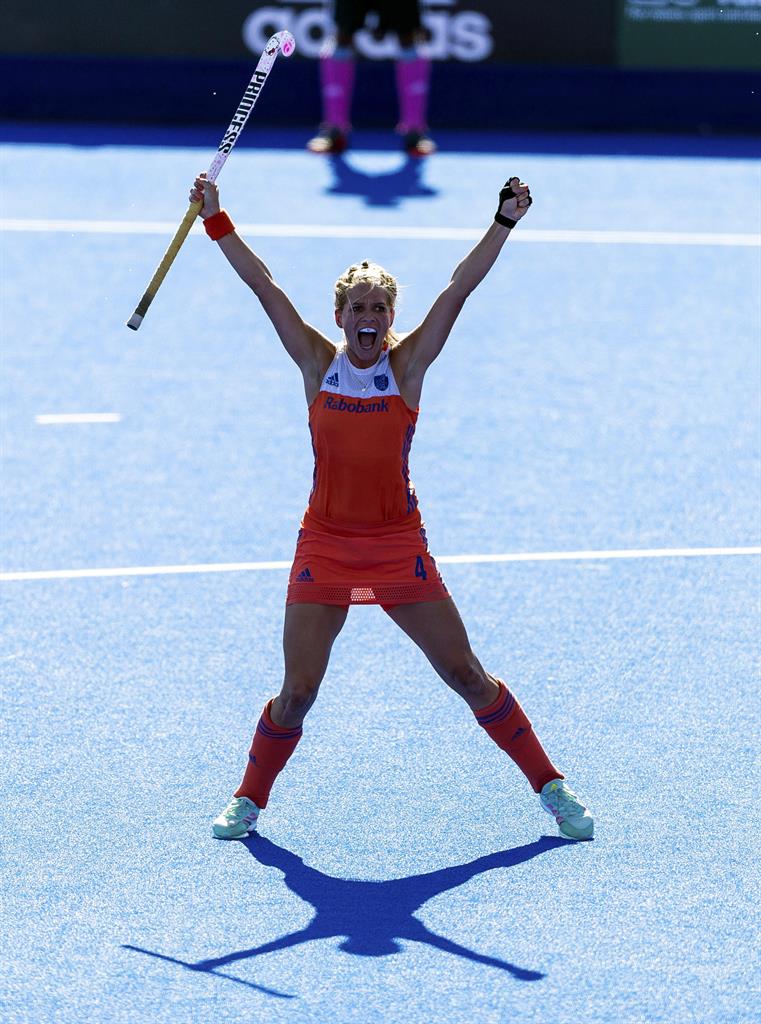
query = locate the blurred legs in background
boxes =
[308,1,436,156]
[309,42,355,154]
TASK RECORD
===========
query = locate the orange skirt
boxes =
[286,510,449,607]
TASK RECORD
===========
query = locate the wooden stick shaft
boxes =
[127,201,201,329]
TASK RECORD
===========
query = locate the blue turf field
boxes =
[1,128,760,1024]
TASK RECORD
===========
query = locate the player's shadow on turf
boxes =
[326,154,438,207]
[125,834,573,995]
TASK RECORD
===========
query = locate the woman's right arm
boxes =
[190,175,333,381]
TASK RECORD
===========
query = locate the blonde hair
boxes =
[334,260,401,347]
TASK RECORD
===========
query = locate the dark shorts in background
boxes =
[333,0,423,38]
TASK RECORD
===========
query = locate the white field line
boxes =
[1,546,759,583]
[1,218,759,247]
[35,413,122,425]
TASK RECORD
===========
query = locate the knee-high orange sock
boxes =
[474,681,563,793]
[234,700,302,809]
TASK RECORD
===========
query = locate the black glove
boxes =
[495,178,532,229]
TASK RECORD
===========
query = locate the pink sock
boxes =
[320,55,355,132]
[395,57,431,134]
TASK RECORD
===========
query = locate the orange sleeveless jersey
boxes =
[306,348,420,528]
[286,348,448,606]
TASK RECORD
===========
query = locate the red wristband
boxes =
[204,210,235,241]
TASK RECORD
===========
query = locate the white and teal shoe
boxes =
[540,779,594,841]
[212,795,260,839]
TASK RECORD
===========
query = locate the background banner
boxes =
[6,0,760,69]
[7,0,759,69]
[3,0,609,66]
[236,0,616,65]
[618,0,761,70]
[3,0,758,131]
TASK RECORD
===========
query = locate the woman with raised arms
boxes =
[188,172,594,843]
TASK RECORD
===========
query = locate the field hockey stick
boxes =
[126,29,295,331]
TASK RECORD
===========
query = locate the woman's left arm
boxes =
[396,177,532,401]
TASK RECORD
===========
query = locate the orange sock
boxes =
[234,700,302,809]
[474,681,563,793]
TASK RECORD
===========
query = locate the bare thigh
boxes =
[384,598,501,711]
[271,603,349,728]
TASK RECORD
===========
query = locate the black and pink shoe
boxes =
[402,131,437,158]
[307,125,349,155]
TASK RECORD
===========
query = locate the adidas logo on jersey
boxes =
[296,568,314,583]
[324,372,339,387]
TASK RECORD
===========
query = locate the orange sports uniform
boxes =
[237,350,564,815]
[286,347,449,606]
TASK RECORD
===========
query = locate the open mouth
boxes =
[358,327,378,350]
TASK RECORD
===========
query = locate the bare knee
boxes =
[444,656,496,707]
[273,677,321,727]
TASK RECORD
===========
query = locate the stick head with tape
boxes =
[268,31,295,57]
